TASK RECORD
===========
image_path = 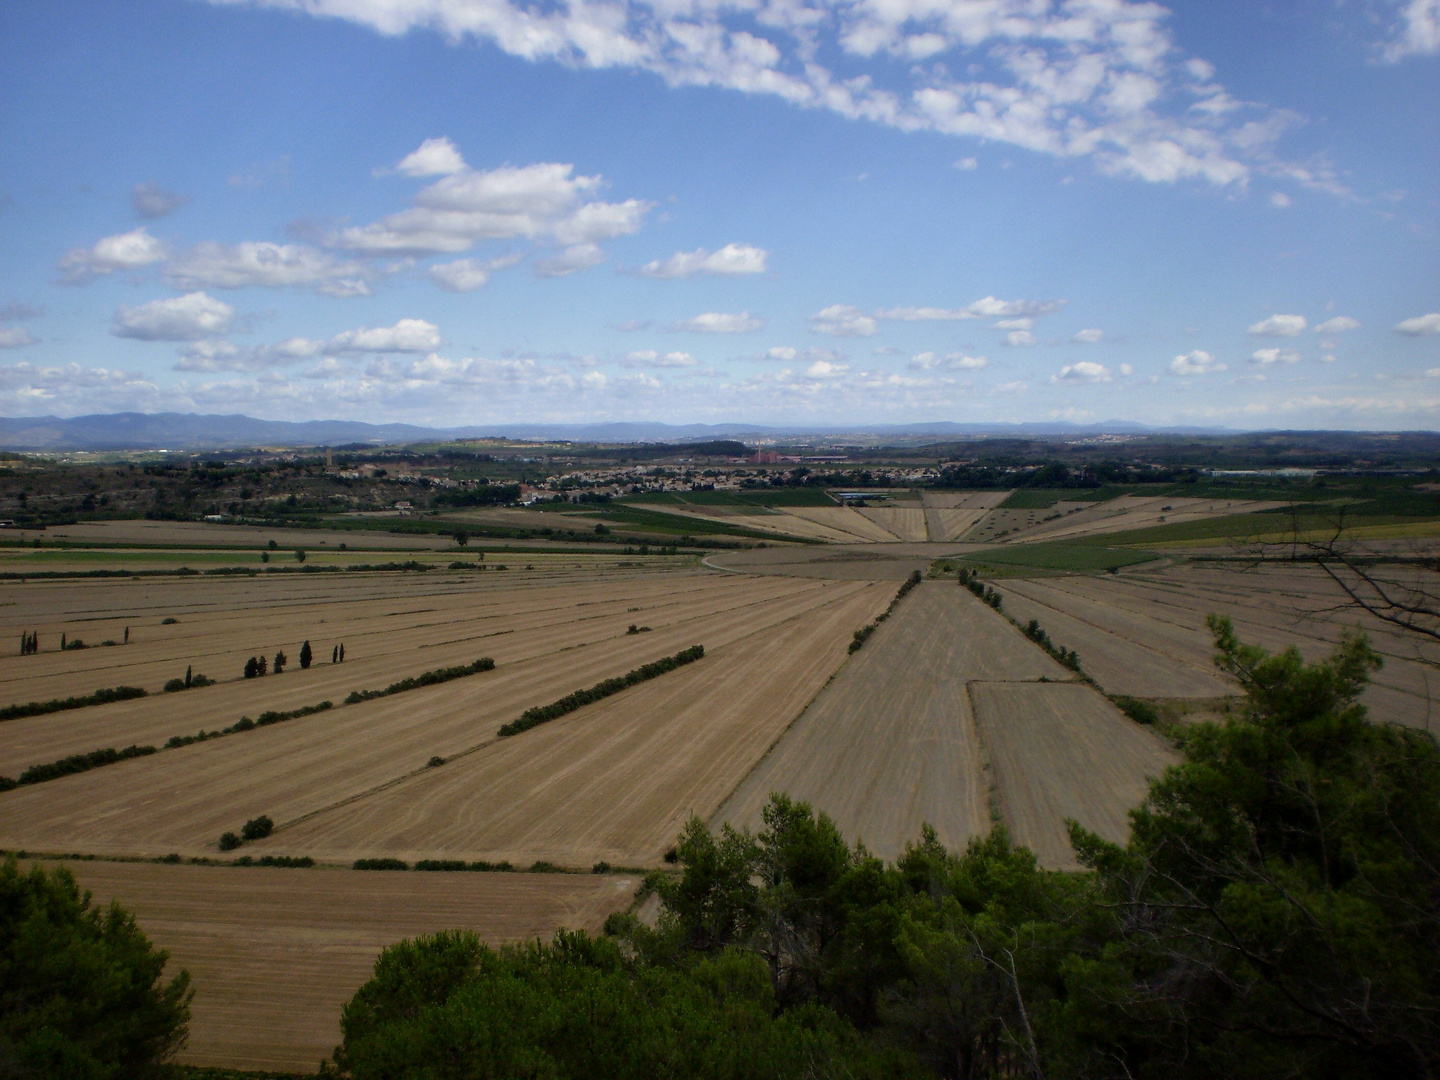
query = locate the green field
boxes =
[960,542,1163,575]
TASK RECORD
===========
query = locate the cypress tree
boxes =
[184,665,192,689]
[244,656,257,679]
[61,632,66,650]
[332,645,338,664]
[299,640,312,669]
[273,650,286,674]
[257,654,268,676]
[124,626,129,644]
[339,643,345,663]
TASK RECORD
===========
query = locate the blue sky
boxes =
[0,0,1436,429]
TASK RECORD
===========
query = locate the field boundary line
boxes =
[965,680,1003,828]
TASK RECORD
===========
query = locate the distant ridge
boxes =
[0,411,1245,451]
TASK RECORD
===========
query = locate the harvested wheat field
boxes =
[921,491,1011,542]
[780,506,902,543]
[716,582,998,860]
[856,507,928,542]
[998,565,1440,728]
[0,577,888,861]
[0,566,815,774]
[970,682,1178,869]
[251,581,892,867]
[49,859,637,1072]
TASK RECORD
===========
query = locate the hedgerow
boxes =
[164,701,332,748]
[344,658,495,705]
[848,571,923,655]
[354,858,410,870]
[0,685,147,723]
[233,855,314,868]
[498,645,705,737]
[0,744,156,791]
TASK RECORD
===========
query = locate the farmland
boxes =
[5,468,1440,1071]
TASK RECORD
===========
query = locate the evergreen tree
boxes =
[332,645,338,664]
[273,650,286,674]
[184,665,191,689]
[339,643,345,662]
[299,640,312,669]
[243,656,257,679]
[257,654,267,676]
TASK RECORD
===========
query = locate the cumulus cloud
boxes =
[1072,328,1103,343]
[1248,313,1307,337]
[809,305,877,337]
[534,243,608,277]
[213,0,1309,191]
[165,241,375,297]
[132,183,189,220]
[330,319,444,353]
[175,336,325,373]
[1384,0,1440,60]
[1397,313,1440,336]
[1251,347,1300,365]
[1002,330,1038,347]
[1119,363,1134,376]
[668,311,764,333]
[332,160,649,260]
[765,346,797,361]
[0,361,160,412]
[806,359,849,378]
[395,137,468,177]
[59,228,167,283]
[1314,316,1360,334]
[637,243,767,278]
[954,157,978,171]
[1052,361,1112,382]
[112,292,236,341]
[1269,192,1291,208]
[876,297,1064,321]
[1170,350,1227,375]
[993,317,1034,330]
[0,303,42,323]
[625,350,697,367]
[0,328,38,349]
[426,254,523,292]
[909,351,986,371]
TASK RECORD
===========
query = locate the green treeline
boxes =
[344,658,495,704]
[850,570,923,654]
[497,645,705,737]
[0,744,156,791]
[164,701,333,749]
[340,620,1440,1079]
[0,685,146,723]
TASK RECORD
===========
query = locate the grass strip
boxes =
[165,701,333,748]
[0,744,156,791]
[498,645,705,737]
[0,685,147,723]
[344,658,495,705]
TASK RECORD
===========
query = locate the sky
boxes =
[0,0,1437,431]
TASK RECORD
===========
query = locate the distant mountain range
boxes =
[0,411,1243,451]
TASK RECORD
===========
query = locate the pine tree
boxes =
[273,650,286,674]
[257,654,268,676]
[244,656,258,679]
[299,640,312,669]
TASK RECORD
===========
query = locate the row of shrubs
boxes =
[497,645,706,737]
[353,857,605,873]
[344,657,495,705]
[0,561,439,582]
[1020,618,1083,672]
[164,701,333,749]
[0,685,147,723]
[0,744,156,791]
[163,666,214,692]
[219,815,273,851]
[848,570,923,654]
[958,567,1004,609]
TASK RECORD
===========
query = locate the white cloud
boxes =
[426,254,523,292]
[765,346,797,361]
[1314,316,1360,334]
[1170,350,1227,375]
[1251,347,1300,365]
[993,317,1033,330]
[1321,354,1337,363]
[954,157,978,171]
[1248,313,1307,337]
[625,350,697,367]
[1269,192,1291,208]
[534,243,607,277]
[637,243,767,278]
[1119,363,1134,376]
[876,297,1064,321]
[0,328,38,349]
[805,359,849,378]
[215,0,1306,192]
[112,292,236,341]
[333,160,650,259]
[395,137,468,177]
[1072,328,1103,343]
[330,319,444,353]
[132,183,189,220]
[1052,360,1112,382]
[59,228,167,283]
[809,305,877,337]
[1384,0,1440,60]
[668,311,764,333]
[1397,313,1440,336]
[909,351,986,371]
[165,241,375,296]
[1003,330,1038,347]
[174,336,326,373]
